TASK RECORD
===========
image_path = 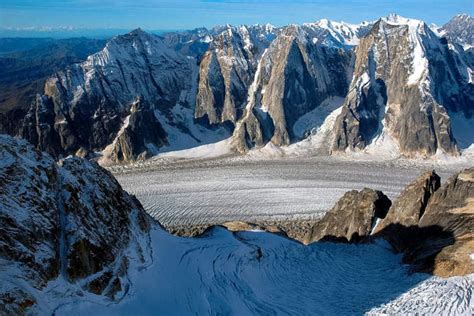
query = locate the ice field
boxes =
[113,156,469,226]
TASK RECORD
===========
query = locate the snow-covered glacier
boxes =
[57,227,473,315]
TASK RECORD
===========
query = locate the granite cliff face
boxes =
[405,168,474,277]
[373,170,441,232]
[0,135,154,314]
[332,15,473,157]
[195,25,276,125]
[231,23,359,151]
[372,168,474,277]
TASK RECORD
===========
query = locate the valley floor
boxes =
[111,154,472,227]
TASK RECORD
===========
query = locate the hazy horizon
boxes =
[1,0,472,38]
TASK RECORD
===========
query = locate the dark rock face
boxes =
[195,25,276,125]
[19,94,64,158]
[0,137,61,313]
[416,168,474,276]
[374,170,441,232]
[0,135,153,314]
[305,188,391,243]
[373,168,474,277]
[332,16,472,157]
[110,99,168,162]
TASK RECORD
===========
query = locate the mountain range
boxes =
[0,14,472,163]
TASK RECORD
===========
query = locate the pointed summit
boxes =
[128,27,150,37]
[441,13,473,48]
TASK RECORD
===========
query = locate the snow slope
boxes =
[56,227,474,315]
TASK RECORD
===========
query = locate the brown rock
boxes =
[373,170,441,233]
[418,168,474,276]
[305,188,391,244]
[375,168,474,277]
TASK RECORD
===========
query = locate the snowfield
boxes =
[112,155,471,226]
[57,227,474,315]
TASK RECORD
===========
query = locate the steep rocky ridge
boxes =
[0,38,106,137]
[440,14,474,49]
[373,170,441,232]
[304,168,473,277]
[332,15,473,157]
[404,168,474,276]
[232,23,357,151]
[0,135,154,314]
[195,24,276,125]
[372,168,474,277]
[16,28,225,163]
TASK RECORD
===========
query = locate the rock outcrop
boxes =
[373,168,474,277]
[305,188,391,243]
[305,168,473,277]
[0,135,154,314]
[412,168,474,276]
[373,170,441,232]
[108,98,168,163]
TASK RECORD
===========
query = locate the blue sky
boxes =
[1,0,472,31]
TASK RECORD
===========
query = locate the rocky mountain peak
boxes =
[129,27,147,36]
[331,12,472,157]
[441,13,473,49]
[383,13,421,25]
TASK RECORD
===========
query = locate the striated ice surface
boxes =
[113,156,467,226]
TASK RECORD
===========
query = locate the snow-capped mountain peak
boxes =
[304,18,373,46]
[440,13,473,49]
[382,13,423,26]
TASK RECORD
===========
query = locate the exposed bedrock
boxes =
[0,135,154,314]
[305,168,473,277]
[305,189,391,243]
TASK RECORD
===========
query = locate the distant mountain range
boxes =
[0,27,176,39]
[0,14,472,163]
